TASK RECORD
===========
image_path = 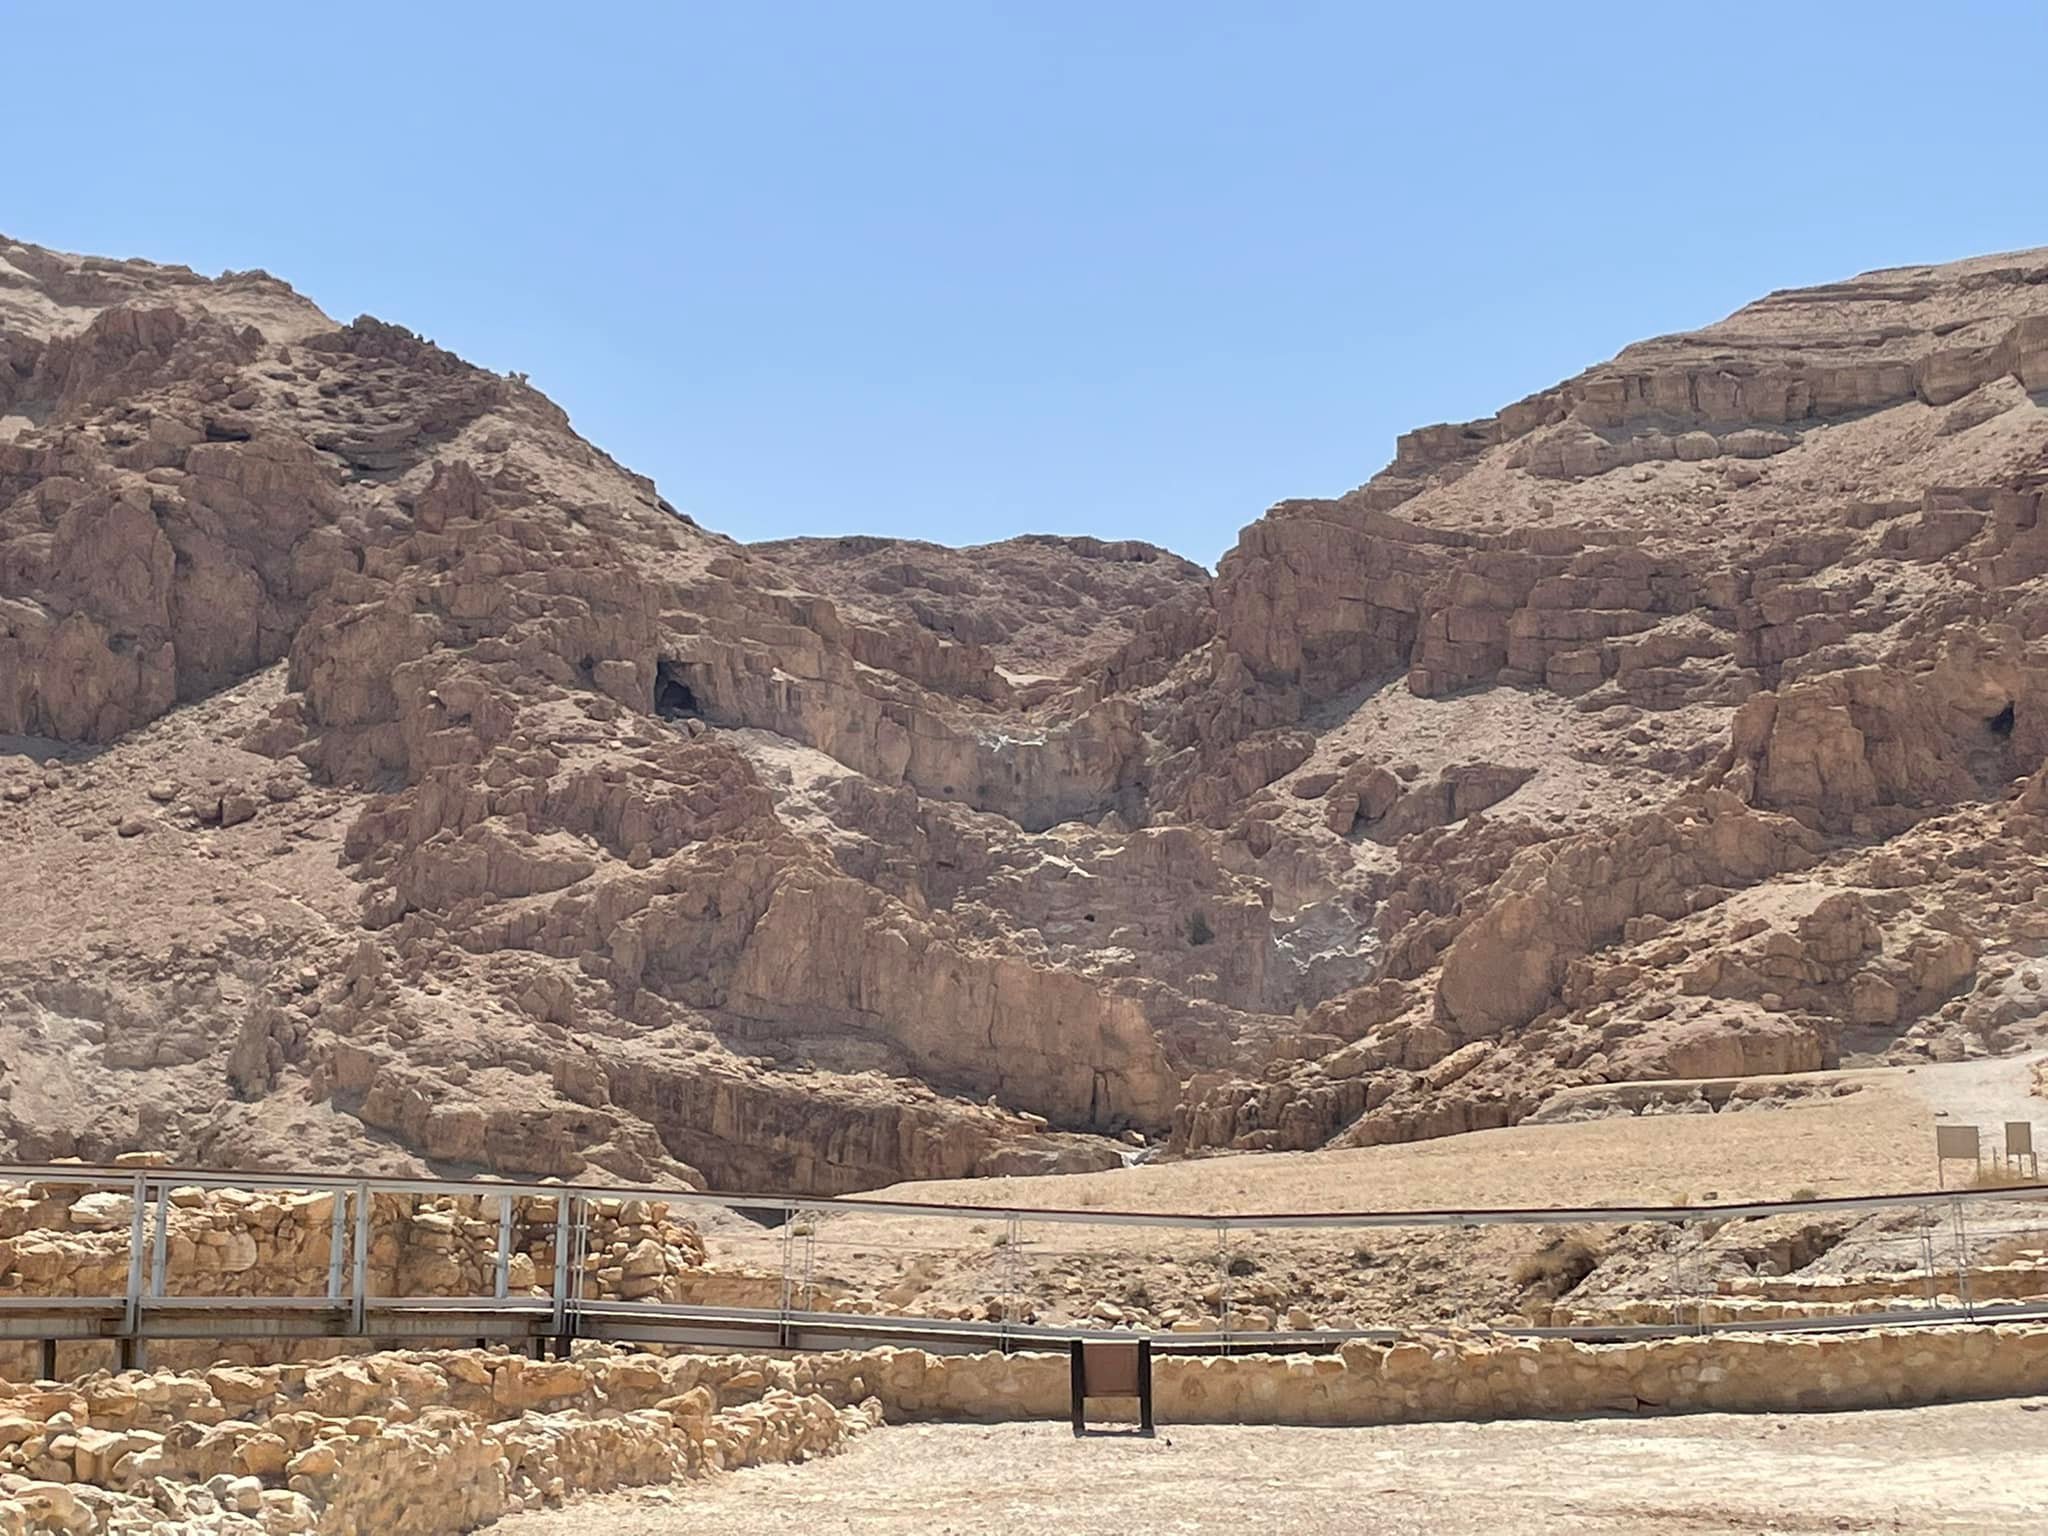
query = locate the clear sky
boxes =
[7,3,2046,566]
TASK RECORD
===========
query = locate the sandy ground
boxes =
[685,1052,2048,1330]
[704,1055,2021,1248]
[884,1053,2048,1219]
[1902,1053,2047,1139]
[495,1399,2048,1535]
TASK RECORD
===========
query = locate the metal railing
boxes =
[3,1161,2046,1366]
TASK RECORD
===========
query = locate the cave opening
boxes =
[655,661,701,720]
[1989,701,2016,738]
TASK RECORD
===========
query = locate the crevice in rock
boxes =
[655,660,702,720]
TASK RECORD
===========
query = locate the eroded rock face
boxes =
[1435,792,1825,1041]
[6,233,2048,1193]
[752,532,1210,680]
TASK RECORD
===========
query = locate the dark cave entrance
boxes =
[655,660,701,720]
[1989,701,2016,738]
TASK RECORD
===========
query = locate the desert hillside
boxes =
[5,235,2048,1195]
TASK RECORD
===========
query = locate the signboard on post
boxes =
[2006,1122,2038,1178]
[1070,1338,1154,1436]
[1935,1123,1981,1186]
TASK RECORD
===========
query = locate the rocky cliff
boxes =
[5,236,2047,1193]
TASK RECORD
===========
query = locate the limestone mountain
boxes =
[4,236,2047,1193]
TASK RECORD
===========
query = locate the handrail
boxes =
[4,1157,2046,1359]
[3,1159,2045,1231]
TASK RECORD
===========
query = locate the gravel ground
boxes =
[496,1398,2048,1534]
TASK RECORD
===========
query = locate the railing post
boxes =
[1670,1226,1685,1331]
[1952,1197,1975,1322]
[350,1182,370,1335]
[1000,1213,1022,1350]
[550,1191,571,1342]
[1216,1221,1231,1349]
[572,1198,591,1310]
[495,1194,514,1301]
[148,1181,170,1302]
[556,1192,588,1357]
[1687,1217,1706,1335]
[122,1174,147,1340]
[777,1202,795,1348]
[326,1184,347,1302]
[798,1208,817,1313]
[1920,1202,1939,1311]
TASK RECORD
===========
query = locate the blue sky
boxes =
[7,3,2046,565]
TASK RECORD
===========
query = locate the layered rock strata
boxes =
[7,236,2048,1190]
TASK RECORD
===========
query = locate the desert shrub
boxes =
[1225,1254,1259,1278]
[1968,1167,2045,1191]
[1510,1233,1602,1298]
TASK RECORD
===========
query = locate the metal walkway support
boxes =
[1,1159,2045,1366]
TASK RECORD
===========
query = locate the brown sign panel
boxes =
[1080,1340,1143,1397]
[1935,1124,1980,1160]
[1070,1337,1155,1436]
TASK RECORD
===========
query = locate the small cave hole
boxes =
[655,661,701,720]
[1186,911,1215,947]
[1989,701,2016,738]
[1083,912,1096,923]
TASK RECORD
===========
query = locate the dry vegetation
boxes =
[1508,1232,1603,1298]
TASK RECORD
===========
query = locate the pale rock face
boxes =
[6,235,2048,1192]
[723,873,1179,1129]
[1436,793,1825,1040]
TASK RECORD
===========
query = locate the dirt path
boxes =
[1903,1051,2048,1141]
[497,1400,2048,1534]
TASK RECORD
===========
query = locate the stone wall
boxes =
[6,1327,2048,1532]
[1722,1256,2048,1306]
[0,1349,873,1535]
[801,1324,2048,1425]
[1546,1245,2048,1327]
